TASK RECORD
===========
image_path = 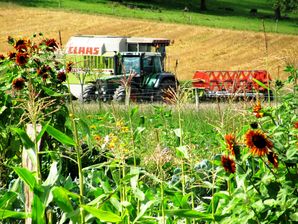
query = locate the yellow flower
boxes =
[94,135,101,141]
[116,121,123,128]
[90,125,96,129]
[121,126,129,133]
[108,142,115,149]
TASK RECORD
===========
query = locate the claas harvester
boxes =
[64,35,178,102]
[64,35,272,103]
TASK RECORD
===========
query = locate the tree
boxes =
[200,0,207,11]
[272,0,298,20]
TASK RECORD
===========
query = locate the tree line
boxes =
[111,0,298,20]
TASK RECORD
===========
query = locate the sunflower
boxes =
[41,73,49,81]
[0,54,5,60]
[37,65,52,76]
[221,155,236,173]
[57,71,67,82]
[8,52,16,60]
[12,77,25,90]
[40,38,58,51]
[253,101,263,118]
[267,151,278,168]
[15,52,29,66]
[45,38,58,51]
[245,130,273,156]
[30,43,39,53]
[225,134,241,159]
[14,39,28,52]
[66,62,73,73]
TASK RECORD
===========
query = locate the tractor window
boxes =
[143,56,154,74]
[153,56,162,73]
[139,44,152,52]
[122,57,140,75]
[128,44,137,52]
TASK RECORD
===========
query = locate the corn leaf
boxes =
[0,106,7,115]
[13,167,36,191]
[11,128,34,149]
[132,200,157,224]
[42,86,65,97]
[82,205,122,222]
[43,161,59,187]
[0,209,30,219]
[32,194,46,224]
[165,209,214,220]
[252,78,269,90]
[52,187,74,214]
[36,120,51,142]
[0,192,17,209]
[46,125,76,146]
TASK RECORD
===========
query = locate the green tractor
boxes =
[82,51,178,102]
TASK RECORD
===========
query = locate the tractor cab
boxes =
[83,51,177,102]
[115,52,163,77]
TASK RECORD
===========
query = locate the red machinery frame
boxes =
[192,70,271,93]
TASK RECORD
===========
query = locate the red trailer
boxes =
[192,70,272,99]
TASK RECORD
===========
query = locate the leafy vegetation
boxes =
[0,34,297,223]
[2,0,298,34]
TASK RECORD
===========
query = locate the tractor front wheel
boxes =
[82,84,97,102]
[113,85,139,103]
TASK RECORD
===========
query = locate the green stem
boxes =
[177,102,186,197]
[260,157,278,180]
[160,177,165,224]
[211,169,216,223]
[238,164,262,195]
[67,77,85,223]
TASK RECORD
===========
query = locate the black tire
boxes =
[113,85,140,103]
[113,85,126,103]
[82,84,97,102]
[264,90,274,101]
[156,79,177,102]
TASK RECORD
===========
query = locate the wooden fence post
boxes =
[195,88,200,111]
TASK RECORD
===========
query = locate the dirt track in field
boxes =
[0,3,297,80]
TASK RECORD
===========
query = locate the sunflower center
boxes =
[252,135,267,148]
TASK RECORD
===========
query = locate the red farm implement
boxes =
[192,70,273,100]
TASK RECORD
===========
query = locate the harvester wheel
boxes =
[264,90,274,101]
[113,85,139,103]
[157,79,177,102]
[82,84,97,102]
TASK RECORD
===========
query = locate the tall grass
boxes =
[72,101,251,162]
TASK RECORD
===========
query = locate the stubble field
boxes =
[0,3,297,80]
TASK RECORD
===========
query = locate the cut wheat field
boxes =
[0,3,297,80]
